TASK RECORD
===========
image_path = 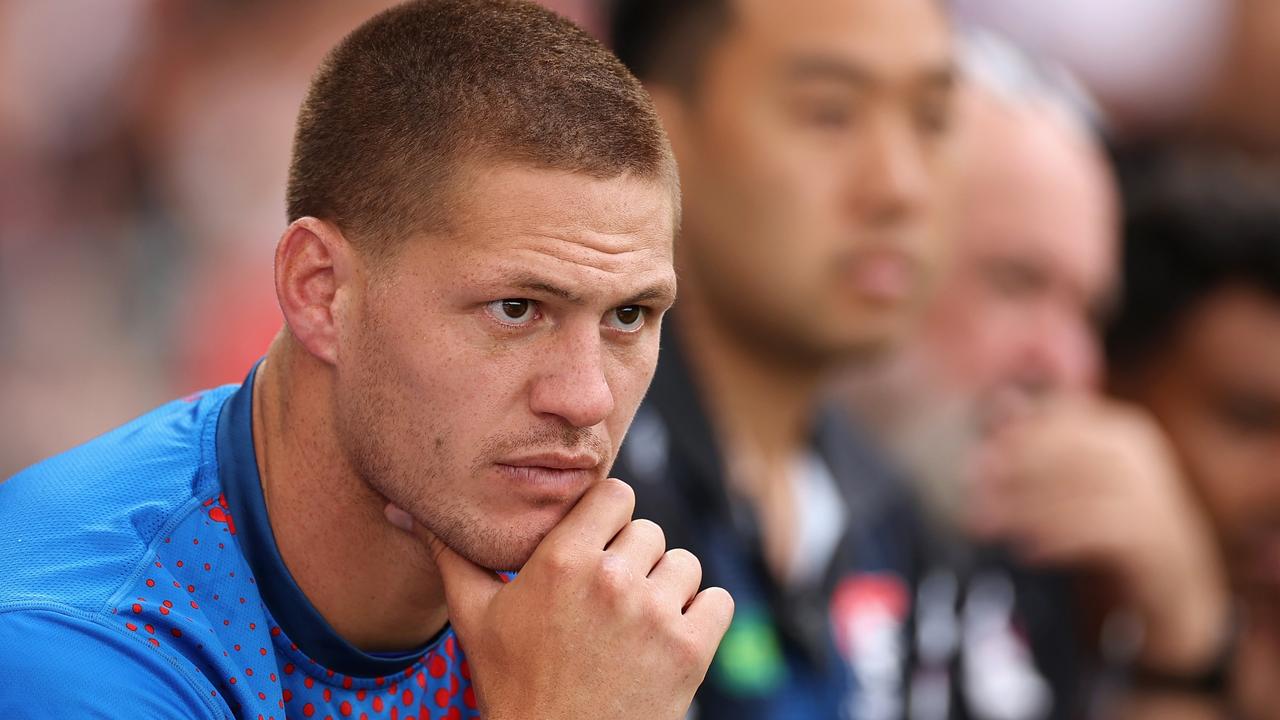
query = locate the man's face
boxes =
[858,91,1114,528]
[668,0,954,365]
[1131,286,1280,595]
[335,165,677,571]
[921,91,1116,420]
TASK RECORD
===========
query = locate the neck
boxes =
[675,286,829,581]
[675,289,824,488]
[254,333,448,653]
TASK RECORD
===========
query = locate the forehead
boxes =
[957,91,1117,295]
[722,0,952,81]
[1177,287,1280,387]
[423,163,676,294]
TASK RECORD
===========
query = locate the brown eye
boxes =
[486,299,538,326]
[606,305,645,332]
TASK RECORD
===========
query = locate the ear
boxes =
[273,217,359,366]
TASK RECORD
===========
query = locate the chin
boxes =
[443,516,557,573]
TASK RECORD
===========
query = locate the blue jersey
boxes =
[0,365,479,720]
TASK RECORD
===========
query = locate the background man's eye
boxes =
[606,305,645,332]
[486,299,538,326]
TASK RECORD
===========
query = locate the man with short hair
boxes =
[0,2,732,719]
[608,1,956,717]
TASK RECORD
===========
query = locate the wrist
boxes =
[1129,602,1239,697]
[1120,532,1229,673]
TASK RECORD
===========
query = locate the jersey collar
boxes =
[216,360,436,677]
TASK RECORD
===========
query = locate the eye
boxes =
[604,305,646,332]
[914,99,952,138]
[485,299,539,326]
[803,103,855,131]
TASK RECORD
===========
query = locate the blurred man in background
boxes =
[843,42,1234,719]
[1108,154,1280,718]
[609,0,956,717]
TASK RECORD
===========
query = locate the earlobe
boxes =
[274,217,352,366]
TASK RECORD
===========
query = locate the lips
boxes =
[498,452,600,471]
[842,248,918,303]
[493,452,603,500]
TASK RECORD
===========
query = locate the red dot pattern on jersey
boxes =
[110,492,479,719]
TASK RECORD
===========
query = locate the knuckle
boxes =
[665,548,702,585]
[594,554,634,597]
[538,545,580,577]
[598,478,636,508]
[670,628,706,667]
[665,547,699,570]
[697,586,735,630]
[708,586,735,619]
[631,518,666,548]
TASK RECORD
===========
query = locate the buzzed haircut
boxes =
[609,0,732,92]
[287,0,675,258]
[1106,151,1280,373]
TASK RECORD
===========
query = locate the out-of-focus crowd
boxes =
[4,1,1280,718]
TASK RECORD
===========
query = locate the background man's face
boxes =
[668,0,955,365]
[842,86,1117,529]
[335,165,676,571]
[1131,286,1280,595]
[921,88,1116,418]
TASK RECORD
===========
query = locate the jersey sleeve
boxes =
[0,608,223,719]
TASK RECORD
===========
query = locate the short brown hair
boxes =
[287,0,676,257]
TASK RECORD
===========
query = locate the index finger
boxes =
[536,478,636,556]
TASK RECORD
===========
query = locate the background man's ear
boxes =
[274,217,359,366]
[646,85,693,166]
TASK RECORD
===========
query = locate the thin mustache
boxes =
[476,428,610,469]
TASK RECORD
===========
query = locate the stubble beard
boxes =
[339,384,611,572]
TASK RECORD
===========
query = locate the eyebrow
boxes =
[514,278,582,303]
[508,274,677,307]
[783,55,956,91]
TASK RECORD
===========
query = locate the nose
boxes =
[1016,306,1100,394]
[855,113,932,227]
[528,325,616,429]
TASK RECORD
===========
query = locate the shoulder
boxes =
[0,606,223,719]
[0,387,237,612]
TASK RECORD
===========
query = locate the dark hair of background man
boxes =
[1106,152,1280,371]
[608,0,732,91]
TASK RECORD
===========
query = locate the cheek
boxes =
[1176,415,1272,529]
[928,288,1014,382]
[605,342,660,423]
[704,123,843,247]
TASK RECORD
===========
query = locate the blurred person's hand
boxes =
[968,398,1230,675]
[1233,595,1280,720]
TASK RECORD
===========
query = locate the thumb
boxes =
[383,503,505,636]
